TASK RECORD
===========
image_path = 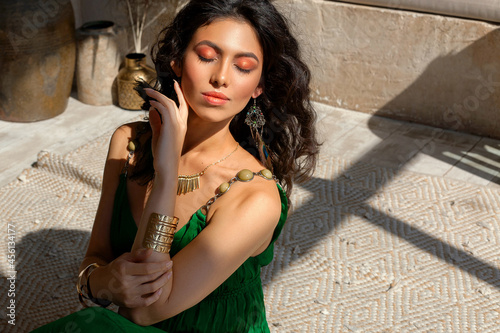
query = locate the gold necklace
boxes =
[177,143,239,195]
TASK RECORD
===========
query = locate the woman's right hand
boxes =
[145,81,188,178]
[91,248,173,308]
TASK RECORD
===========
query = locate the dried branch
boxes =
[125,0,138,52]
[117,0,167,54]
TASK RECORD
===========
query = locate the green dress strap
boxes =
[109,173,138,258]
[109,147,137,257]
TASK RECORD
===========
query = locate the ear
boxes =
[170,60,182,78]
[251,85,263,99]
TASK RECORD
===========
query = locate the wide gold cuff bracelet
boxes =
[142,213,179,254]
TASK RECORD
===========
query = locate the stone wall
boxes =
[275,0,500,139]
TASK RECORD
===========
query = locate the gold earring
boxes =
[245,99,273,172]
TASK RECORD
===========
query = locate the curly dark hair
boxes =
[132,0,320,199]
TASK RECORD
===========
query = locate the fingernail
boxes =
[167,271,173,279]
[166,261,173,269]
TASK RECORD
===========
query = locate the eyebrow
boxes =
[195,40,260,63]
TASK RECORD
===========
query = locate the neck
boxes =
[181,111,237,157]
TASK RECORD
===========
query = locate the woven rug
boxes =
[1,133,499,332]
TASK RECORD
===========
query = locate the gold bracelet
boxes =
[76,263,112,308]
[143,213,179,254]
[76,263,98,308]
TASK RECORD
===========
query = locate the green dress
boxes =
[32,173,288,333]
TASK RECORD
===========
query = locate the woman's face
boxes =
[173,18,264,123]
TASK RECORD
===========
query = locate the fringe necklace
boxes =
[177,143,239,195]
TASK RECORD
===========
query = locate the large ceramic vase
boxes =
[0,0,76,122]
[76,21,122,106]
[117,53,156,110]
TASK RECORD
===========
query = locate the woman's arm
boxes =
[81,125,172,308]
[121,178,282,326]
[113,82,187,316]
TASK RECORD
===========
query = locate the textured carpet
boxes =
[1,133,499,332]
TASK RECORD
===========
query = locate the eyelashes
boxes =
[198,55,215,63]
[197,55,252,74]
[237,66,251,74]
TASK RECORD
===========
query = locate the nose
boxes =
[210,60,230,88]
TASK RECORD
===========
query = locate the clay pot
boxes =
[117,53,156,110]
[0,0,76,122]
[76,21,122,106]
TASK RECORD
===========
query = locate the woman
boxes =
[33,0,319,331]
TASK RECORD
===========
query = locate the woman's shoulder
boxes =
[111,121,147,143]
[208,165,283,226]
[235,173,282,217]
[107,121,148,159]
[229,149,282,210]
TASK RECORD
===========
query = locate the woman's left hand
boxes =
[145,81,188,178]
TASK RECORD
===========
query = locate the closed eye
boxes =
[235,58,257,74]
[198,55,216,63]
[236,66,252,74]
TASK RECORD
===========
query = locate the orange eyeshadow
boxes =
[197,45,217,59]
[237,58,257,70]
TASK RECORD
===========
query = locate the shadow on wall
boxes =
[367,28,500,184]
[371,28,500,139]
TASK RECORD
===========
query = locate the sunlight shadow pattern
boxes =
[262,154,500,331]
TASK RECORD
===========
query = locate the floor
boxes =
[0,98,139,187]
[315,104,500,188]
[0,97,499,188]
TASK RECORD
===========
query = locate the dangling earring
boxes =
[245,99,273,172]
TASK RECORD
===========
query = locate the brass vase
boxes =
[117,53,156,110]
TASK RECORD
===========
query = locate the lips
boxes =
[202,91,230,105]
